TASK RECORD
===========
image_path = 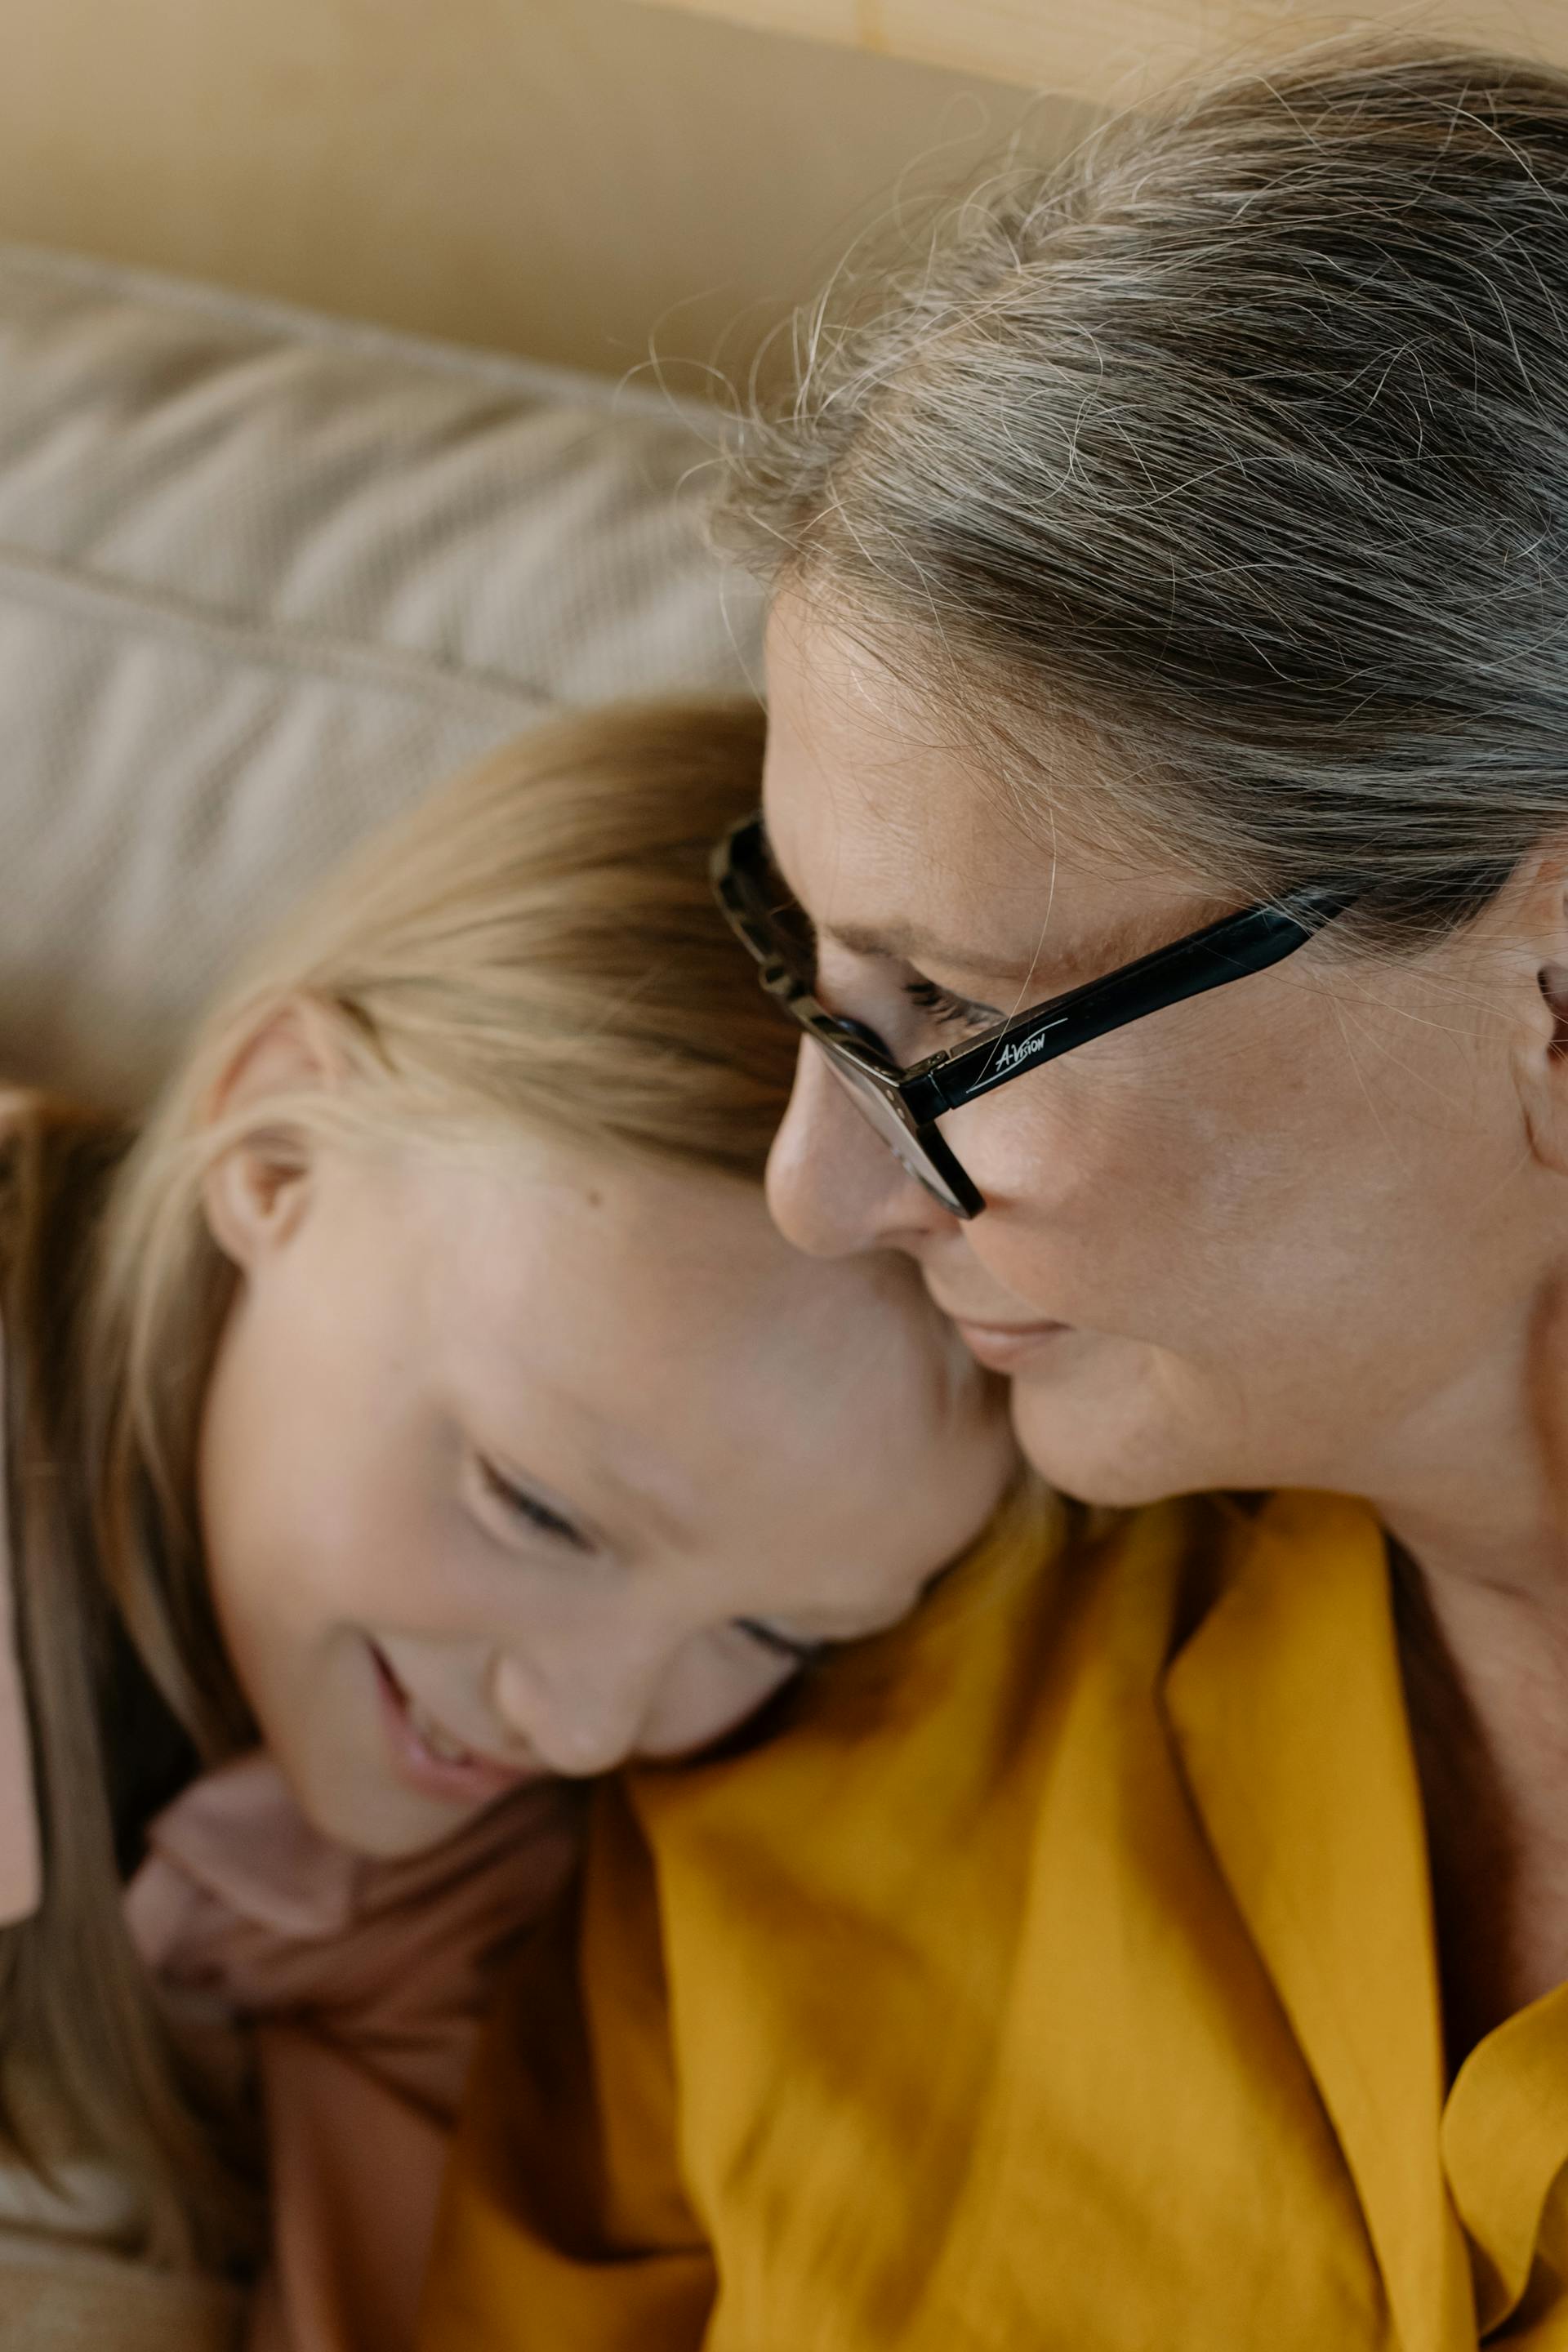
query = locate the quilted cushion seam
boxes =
[0,538,555,715]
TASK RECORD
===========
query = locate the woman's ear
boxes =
[201,1000,347,1274]
[1529,958,1568,1176]
[1512,852,1568,1180]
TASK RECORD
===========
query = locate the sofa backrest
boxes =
[0,245,760,1106]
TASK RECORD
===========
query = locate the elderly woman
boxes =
[422,44,1568,2350]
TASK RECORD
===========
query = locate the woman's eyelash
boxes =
[733,1618,832,1667]
[478,1457,590,1552]
[903,976,996,1031]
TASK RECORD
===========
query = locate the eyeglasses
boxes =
[712,813,1356,1219]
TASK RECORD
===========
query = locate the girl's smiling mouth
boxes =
[368,1643,536,1806]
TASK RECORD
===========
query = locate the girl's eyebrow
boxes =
[487,1378,700,1552]
[537,1435,691,1552]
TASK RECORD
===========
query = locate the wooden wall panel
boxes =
[0,0,1076,385]
[630,0,1568,101]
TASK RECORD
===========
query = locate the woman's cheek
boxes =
[966,1096,1209,1329]
[967,1080,1143,1227]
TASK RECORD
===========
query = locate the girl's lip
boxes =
[950,1317,1069,1372]
[368,1644,535,1806]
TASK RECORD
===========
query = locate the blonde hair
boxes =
[1,698,785,2266]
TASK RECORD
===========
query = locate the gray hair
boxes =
[719,42,1568,941]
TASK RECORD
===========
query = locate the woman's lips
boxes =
[948,1316,1069,1373]
[369,1644,535,1806]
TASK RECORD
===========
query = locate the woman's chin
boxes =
[1006,1347,1223,1509]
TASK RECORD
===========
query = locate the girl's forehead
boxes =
[404,1136,947,1426]
[425,1227,969,1570]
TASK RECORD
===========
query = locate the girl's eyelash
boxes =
[478,1456,590,1552]
[903,976,996,1032]
[733,1617,832,1667]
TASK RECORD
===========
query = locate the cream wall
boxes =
[0,0,1076,385]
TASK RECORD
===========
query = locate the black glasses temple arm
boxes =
[919,893,1348,1116]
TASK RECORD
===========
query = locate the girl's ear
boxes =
[201,1000,347,1273]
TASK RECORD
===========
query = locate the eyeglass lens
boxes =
[815,1045,969,1215]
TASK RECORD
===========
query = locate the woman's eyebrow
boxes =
[761,816,1037,983]
[821,915,1032,985]
[827,898,1203,993]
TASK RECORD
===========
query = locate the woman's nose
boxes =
[491,1647,653,1778]
[765,1038,949,1258]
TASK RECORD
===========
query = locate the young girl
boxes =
[0,702,1016,2350]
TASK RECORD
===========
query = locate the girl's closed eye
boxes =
[476,1466,835,1665]
[475,1454,593,1552]
[733,1617,833,1667]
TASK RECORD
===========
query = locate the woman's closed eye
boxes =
[476,1454,593,1552]
[903,975,1002,1036]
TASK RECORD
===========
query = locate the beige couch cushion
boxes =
[0,243,760,1106]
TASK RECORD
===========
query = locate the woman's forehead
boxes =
[761,600,1212,987]
[764,614,1026,926]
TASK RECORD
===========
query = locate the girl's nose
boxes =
[765,1038,950,1259]
[490,1647,654,1779]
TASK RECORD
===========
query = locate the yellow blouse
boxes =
[421,1486,1568,2350]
